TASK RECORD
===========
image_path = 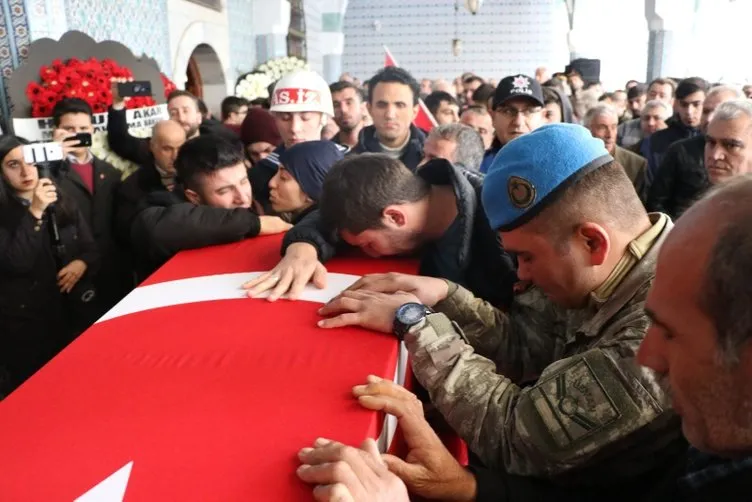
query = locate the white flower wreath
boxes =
[235,56,310,101]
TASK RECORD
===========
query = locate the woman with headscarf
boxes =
[240,108,283,166]
[268,140,345,224]
[0,135,99,397]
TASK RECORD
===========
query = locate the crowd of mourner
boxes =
[2,55,752,500]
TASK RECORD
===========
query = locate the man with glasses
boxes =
[479,74,545,173]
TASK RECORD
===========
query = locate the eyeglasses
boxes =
[498,106,542,119]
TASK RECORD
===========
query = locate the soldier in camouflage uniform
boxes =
[318,123,684,500]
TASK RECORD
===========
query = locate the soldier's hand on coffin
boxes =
[318,290,419,332]
[297,438,409,502]
[346,273,449,307]
[243,242,327,301]
[258,215,293,235]
[353,375,477,502]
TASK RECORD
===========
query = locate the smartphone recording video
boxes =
[23,142,64,164]
[118,81,152,97]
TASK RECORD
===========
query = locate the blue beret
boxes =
[481,123,613,231]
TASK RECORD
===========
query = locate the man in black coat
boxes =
[107,82,233,168]
[113,120,186,246]
[244,154,518,310]
[644,78,708,190]
[130,135,291,278]
[350,66,426,172]
[646,85,743,219]
[50,98,128,321]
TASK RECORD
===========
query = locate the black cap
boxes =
[493,74,544,109]
[565,58,601,84]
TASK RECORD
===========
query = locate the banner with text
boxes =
[12,105,168,142]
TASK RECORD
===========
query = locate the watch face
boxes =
[397,302,426,325]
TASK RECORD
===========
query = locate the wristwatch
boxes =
[393,302,433,341]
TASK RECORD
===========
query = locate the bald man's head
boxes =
[639,175,752,455]
[150,120,187,173]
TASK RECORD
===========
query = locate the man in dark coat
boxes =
[644,78,708,190]
[113,120,187,247]
[50,98,128,320]
[350,66,426,172]
[244,155,518,310]
[130,135,290,278]
[646,85,743,219]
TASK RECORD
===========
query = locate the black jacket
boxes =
[106,107,238,167]
[0,197,98,396]
[56,156,131,318]
[645,116,701,188]
[281,159,518,308]
[130,189,263,278]
[646,135,708,219]
[351,124,426,172]
[114,160,167,246]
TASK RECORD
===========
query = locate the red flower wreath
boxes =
[25,57,178,118]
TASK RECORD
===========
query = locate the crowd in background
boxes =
[3,54,752,501]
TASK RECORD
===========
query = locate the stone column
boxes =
[252,0,291,65]
[320,0,348,83]
[645,0,698,80]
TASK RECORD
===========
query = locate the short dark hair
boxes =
[221,96,248,120]
[542,86,561,106]
[168,90,200,109]
[675,77,709,100]
[175,135,246,191]
[598,92,615,102]
[472,84,495,105]
[463,75,484,86]
[52,98,93,127]
[627,83,647,100]
[648,78,677,97]
[319,154,430,234]
[532,161,647,243]
[329,81,366,102]
[367,67,420,106]
[424,91,458,117]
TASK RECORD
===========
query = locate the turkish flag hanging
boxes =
[383,45,437,132]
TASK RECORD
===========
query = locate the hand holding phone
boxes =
[117,81,152,98]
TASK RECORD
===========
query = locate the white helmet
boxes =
[270,70,334,117]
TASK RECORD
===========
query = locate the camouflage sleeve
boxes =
[405,316,668,477]
[434,283,558,382]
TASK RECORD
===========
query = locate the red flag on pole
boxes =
[383,45,437,132]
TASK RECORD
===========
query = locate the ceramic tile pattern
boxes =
[226,0,255,83]
[342,0,567,80]
[63,0,172,76]
[0,0,31,120]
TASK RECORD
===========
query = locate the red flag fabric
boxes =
[0,235,418,501]
[383,46,437,132]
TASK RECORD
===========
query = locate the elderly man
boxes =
[646,87,745,219]
[297,176,752,502]
[618,78,676,148]
[419,123,485,171]
[314,124,682,499]
[584,103,647,197]
[628,99,672,158]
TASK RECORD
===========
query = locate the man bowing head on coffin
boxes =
[317,124,684,499]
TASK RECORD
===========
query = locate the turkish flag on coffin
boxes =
[0,235,417,501]
[384,45,438,133]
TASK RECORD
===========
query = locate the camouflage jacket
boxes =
[404,218,681,483]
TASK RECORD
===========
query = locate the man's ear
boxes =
[577,222,610,266]
[184,188,201,205]
[383,206,407,228]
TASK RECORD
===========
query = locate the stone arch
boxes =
[172,22,230,115]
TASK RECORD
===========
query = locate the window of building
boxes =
[288,0,307,59]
